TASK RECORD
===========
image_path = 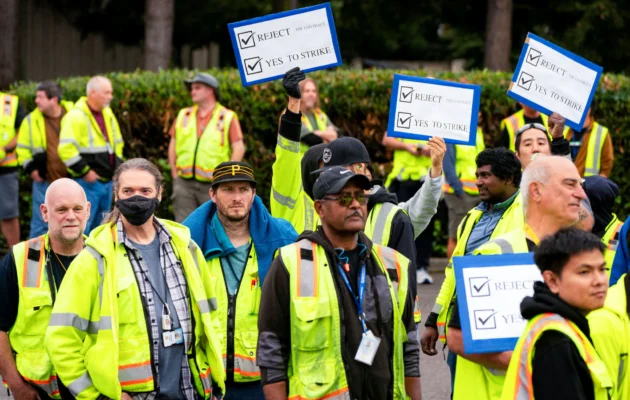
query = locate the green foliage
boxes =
[8,68,630,256]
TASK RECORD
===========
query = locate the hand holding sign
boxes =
[427,137,446,177]
[283,67,306,99]
[547,112,567,139]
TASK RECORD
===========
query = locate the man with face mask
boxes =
[259,166,420,400]
[182,161,297,399]
[0,178,88,400]
[58,75,124,234]
[45,158,226,400]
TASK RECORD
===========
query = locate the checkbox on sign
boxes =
[399,86,414,103]
[526,48,542,67]
[238,31,256,49]
[244,57,263,75]
[474,309,497,330]
[396,112,412,129]
[517,72,534,91]
[469,277,491,297]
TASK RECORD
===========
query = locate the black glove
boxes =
[282,67,306,99]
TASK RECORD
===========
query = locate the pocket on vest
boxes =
[296,359,340,399]
[291,297,332,352]
[18,289,52,333]
[116,276,138,324]
[16,350,56,386]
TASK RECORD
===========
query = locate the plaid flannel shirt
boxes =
[117,218,196,400]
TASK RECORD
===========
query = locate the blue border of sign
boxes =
[507,32,603,131]
[228,2,342,87]
[386,74,481,145]
[453,253,537,354]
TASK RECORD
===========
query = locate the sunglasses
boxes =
[321,193,370,207]
[515,123,548,137]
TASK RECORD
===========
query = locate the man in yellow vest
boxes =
[0,178,89,399]
[168,73,246,222]
[512,112,571,169]
[182,161,297,399]
[422,148,523,392]
[17,81,74,238]
[58,75,124,234]
[565,106,614,178]
[502,227,611,400]
[588,272,630,400]
[45,158,225,400]
[0,91,26,247]
[297,77,338,154]
[446,156,588,400]
[499,103,557,151]
[258,166,421,400]
[442,127,485,259]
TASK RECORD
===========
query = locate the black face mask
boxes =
[116,195,159,226]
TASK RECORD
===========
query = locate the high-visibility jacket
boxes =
[58,97,124,180]
[502,313,612,400]
[279,239,410,400]
[0,92,20,168]
[207,243,261,382]
[569,121,610,177]
[603,214,624,275]
[588,274,630,400]
[385,139,432,188]
[174,103,236,182]
[434,192,524,343]
[443,128,486,195]
[44,220,225,400]
[17,101,74,173]
[453,226,531,400]
[7,234,60,398]
[300,108,330,154]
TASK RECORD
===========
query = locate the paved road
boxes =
[1,264,452,400]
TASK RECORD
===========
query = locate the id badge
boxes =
[354,331,381,366]
[162,313,172,331]
[163,328,184,347]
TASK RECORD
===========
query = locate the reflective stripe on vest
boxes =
[487,238,515,254]
[584,123,608,177]
[67,371,94,398]
[365,202,398,246]
[118,361,153,386]
[23,236,46,287]
[296,239,318,297]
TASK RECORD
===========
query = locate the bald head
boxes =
[521,156,586,228]
[86,76,113,111]
[42,179,90,245]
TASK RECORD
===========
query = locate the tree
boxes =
[144,0,175,70]
[0,0,20,88]
[484,0,513,71]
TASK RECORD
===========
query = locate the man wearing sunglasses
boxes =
[499,103,569,152]
[258,166,421,400]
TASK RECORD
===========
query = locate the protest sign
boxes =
[508,33,603,130]
[228,3,341,86]
[453,253,543,354]
[386,75,481,145]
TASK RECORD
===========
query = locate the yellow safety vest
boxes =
[7,235,60,398]
[582,122,610,177]
[300,108,329,154]
[174,104,236,182]
[0,92,19,167]
[602,215,624,275]
[17,101,74,170]
[501,111,557,152]
[279,239,409,400]
[45,220,225,400]
[207,243,261,382]
[588,274,630,400]
[452,227,531,400]
[385,139,432,187]
[58,97,124,178]
[443,128,486,195]
[502,313,612,400]
[434,192,524,343]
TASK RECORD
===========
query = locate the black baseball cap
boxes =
[211,161,257,188]
[312,137,371,174]
[313,166,372,200]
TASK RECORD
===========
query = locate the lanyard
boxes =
[337,263,368,333]
[129,247,170,313]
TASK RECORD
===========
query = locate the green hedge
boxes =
[8,69,630,253]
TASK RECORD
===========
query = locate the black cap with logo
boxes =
[313,137,371,174]
[211,161,257,188]
[313,166,372,200]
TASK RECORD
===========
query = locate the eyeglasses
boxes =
[321,193,370,207]
[515,123,548,137]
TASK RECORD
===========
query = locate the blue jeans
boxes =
[447,349,457,399]
[29,180,49,238]
[223,381,265,400]
[76,178,113,234]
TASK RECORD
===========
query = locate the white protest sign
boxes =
[228,3,341,86]
[454,254,543,353]
[386,75,481,145]
[508,33,603,130]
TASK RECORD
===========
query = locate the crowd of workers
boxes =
[0,64,627,400]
